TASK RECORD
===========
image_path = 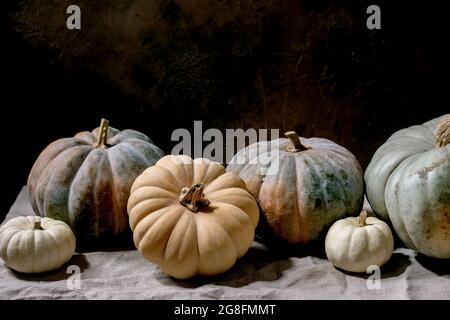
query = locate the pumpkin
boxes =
[127,155,259,279]
[27,119,164,249]
[325,211,394,273]
[365,114,450,258]
[227,131,364,245]
[0,216,76,273]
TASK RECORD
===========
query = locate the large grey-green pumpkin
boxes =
[227,132,364,245]
[365,114,450,258]
[27,119,164,249]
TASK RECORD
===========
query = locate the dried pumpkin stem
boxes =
[95,118,110,148]
[33,220,43,230]
[284,131,307,152]
[435,116,450,148]
[357,210,368,227]
[179,183,210,212]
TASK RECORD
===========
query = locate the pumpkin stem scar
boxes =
[179,183,210,212]
[284,131,307,152]
[33,220,44,230]
[435,116,450,148]
[95,118,110,148]
[357,210,368,227]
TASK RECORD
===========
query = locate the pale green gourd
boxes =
[365,115,450,258]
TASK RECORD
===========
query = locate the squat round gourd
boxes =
[365,114,450,258]
[227,131,364,245]
[0,216,76,273]
[325,211,394,273]
[127,155,259,279]
[27,119,164,249]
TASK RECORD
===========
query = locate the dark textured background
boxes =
[0,0,448,219]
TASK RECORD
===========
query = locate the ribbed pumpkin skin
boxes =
[365,114,450,258]
[27,126,164,248]
[227,137,364,245]
[325,214,394,273]
[0,216,76,273]
[128,155,259,279]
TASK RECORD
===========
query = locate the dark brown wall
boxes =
[1,0,448,218]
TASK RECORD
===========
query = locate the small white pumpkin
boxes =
[0,216,76,273]
[325,211,394,273]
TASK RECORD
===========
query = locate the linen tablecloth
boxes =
[1,187,450,299]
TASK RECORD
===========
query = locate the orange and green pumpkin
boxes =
[227,131,364,245]
[27,119,164,249]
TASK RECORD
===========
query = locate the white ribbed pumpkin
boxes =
[325,211,394,273]
[0,216,76,273]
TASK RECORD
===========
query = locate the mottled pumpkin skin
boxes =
[27,126,164,249]
[227,137,364,244]
[365,114,450,258]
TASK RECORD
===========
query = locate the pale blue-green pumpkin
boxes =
[365,114,450,258]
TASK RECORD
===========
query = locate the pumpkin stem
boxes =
[435,116,450,148]
[95,118,110,148]
[357,211,368,227]
[284,131,307,152]
[179,183,210,212]
[33,220,43,230]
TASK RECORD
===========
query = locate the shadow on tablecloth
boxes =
[5,254,89,282]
